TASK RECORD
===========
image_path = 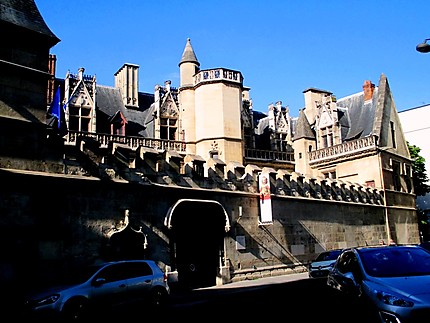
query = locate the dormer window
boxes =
[160,117,177,140]
[321,126,333,148]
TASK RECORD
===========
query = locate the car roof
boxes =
[347,244,421,253]
[92,259,157,267]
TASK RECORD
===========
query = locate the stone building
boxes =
[0,0,418,291]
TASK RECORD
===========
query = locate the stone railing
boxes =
[194,68,243,85]
[309,135,378,163]
[245,148,295,162]
[65,131,296,162]
[65,131,187,152]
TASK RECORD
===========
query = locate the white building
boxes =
[399,104,430,212]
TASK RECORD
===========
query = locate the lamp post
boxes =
[416,39,430,53]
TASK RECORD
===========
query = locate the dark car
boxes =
[308,249,343,278]
[22,259,170,321]
[327,245,430,323]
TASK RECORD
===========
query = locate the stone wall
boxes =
[0,167,419,290]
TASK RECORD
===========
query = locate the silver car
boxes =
[327,245,430,323]
[308,248,343,278]
[23,259,170,321]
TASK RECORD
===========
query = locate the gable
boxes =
[276,111,289,134]
[317,106,334,129]
[160,92,179,117]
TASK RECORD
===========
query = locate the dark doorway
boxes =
[169,200,228,289]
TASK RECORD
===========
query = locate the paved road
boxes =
[164,272,377,321]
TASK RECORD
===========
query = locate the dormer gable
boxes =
[316,101,334,129]
[160,92,180,117]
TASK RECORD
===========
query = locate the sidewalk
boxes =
[202,272,309,290]
[168,272,309,307]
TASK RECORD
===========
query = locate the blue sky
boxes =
[35,0,430,117]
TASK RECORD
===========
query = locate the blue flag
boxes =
[48,86,68,136]
[48,86,61,125]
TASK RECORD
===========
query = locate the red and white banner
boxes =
[258,173,273,225]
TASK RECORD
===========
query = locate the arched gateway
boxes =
[164,199,231,289]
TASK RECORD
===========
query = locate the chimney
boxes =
[362,80,375,101]
[114,63,140,108]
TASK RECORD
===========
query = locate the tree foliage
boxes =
[408,142,430,196]
[408,142,430,241]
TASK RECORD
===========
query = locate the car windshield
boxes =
[315,250,342,262]
[358,246,430,277]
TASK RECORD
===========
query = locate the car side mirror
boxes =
[93,277,106,287]
[343,272,361,295]
[344,271,355,282]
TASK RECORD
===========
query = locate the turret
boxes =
[179,38,200,88]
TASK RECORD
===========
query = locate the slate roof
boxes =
[96,85,126,118]
[256,74,389,147]
[179,38,200,66]
[293,109,315,140]
[0,0,59,44]
[336,88,378,141]
[95,85,155,137]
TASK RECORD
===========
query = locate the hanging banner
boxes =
[258,172,273,225]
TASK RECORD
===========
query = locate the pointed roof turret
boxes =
[179,38,200,67]
[293,109,315,141]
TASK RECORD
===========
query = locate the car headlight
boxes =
[375,290,414,307]
[35,294,61,307]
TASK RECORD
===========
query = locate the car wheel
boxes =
[62,298,88,322]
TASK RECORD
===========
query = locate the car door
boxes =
[124,261,154,303]
[89,263,130,307]
[329,250,361,295]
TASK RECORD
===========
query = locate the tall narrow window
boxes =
[392,160,401,191]
[390,121,396,148]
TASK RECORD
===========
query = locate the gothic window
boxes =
[321,126,333,148]
[160,117,177,140]
[405,164,411,177]
[275,134,287,152]
[392,160,401,191]
[69,102,92,132]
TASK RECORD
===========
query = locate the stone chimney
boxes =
[115,63,139,109]
[363,80,375,101]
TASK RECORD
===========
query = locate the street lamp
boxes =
[416,39,430,53]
